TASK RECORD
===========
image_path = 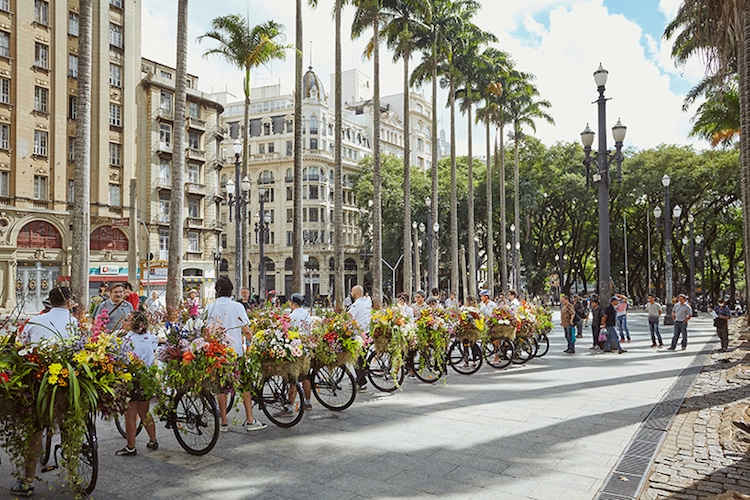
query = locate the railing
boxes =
[186,217,203,227]
[157,141,172,154]
[187,117,205,130]
[187,148,205,160]
[155,107,173,121]
[154,177,171,190]
[185,182,206,195]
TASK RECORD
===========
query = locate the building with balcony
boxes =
[0,0,141,314]
[136,58,224,299]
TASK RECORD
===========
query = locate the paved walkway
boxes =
[0,311,732,499]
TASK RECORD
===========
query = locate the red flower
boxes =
[0,372,9,383]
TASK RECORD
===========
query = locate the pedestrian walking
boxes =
[187,289,200,319]
[668,294,692,351]
[573,295,585,338]
[645,294,664,347]
[560,295,576,354]
[601,297,627,354]
[348,285,372,392]
[589,297,605,350]
[615,293,631,342]
[93,282,135,333]
[712,298,732,352]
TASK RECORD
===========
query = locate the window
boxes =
[109,23,123,48]
[286,231,293,247]
[286,186,292,201]
[0,78,8,104]
[68,137,75,161]
[159,198,170,222]
[417,138,424,151]
[309,207,319,222]
[286,140,292,156]
[160,91,172,113]
[310,138,318,150]
[68,96,77,119]
[0,124,8,150]
[286,119,293,133]
[188,131,200,149]
[263,122,271,135]
[159,70,172,80]
[159,230,169,259]
[158,161,171,185]
[0,170,8,196]
[159,124,172,146]
[258,144,265,155]
[67,179,74,202]
[189,102,199,119]
[268,142,275,154]
[33,131,48,156]
[286,209,293,223]
[309,185,319,200]
[109,64,122,87]
[309,115,318,134]
[33,176,48,199]
[188,232,199,252]
[188,198,199,218]
[109,103,122,127]
[187,164,200,184]
[0,32,8,58]
[35,1,49,25]
[68,12,80,36]
[0,0,8,13]
[109,184,121,206]
[34,43,49,69]
[68,54,78,78]
[109,143,122,166]
[110,0,123,8]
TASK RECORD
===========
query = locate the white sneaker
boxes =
[244,419,267,432]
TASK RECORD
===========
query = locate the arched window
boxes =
[329,257,335,271]
[309,114,318,134]
[17,221,62,248]
[258,170,275,185]
[305,257,320,270]
[264,257,275,272]
[344,258,358,271]
[285,168,293,182]
[284,257,293,271]
[90,226,129,251]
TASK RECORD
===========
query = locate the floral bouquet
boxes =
[449,307,486,342]
[311,311,367,368]
[485,306,519,340]
[370,308,417,380]
[515,305,538,337]
[246,313,312,381]
[156,317,241,396]
[531,305,553,335]
[414,308,451,368]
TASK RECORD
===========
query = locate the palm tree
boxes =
[352,0,385,308]
[70,0,92,311]
[505,76,553,292]
[333,0,347,307]
[381,0,428,296]
[688,78,739,147]
[167,0,190,315]
[199,16,289,291]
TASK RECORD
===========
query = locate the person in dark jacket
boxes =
[713,299,732,352]
[589,297,605,350]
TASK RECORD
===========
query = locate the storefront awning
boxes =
[183,277,215,283]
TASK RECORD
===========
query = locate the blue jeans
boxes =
[617,315,630,341]
[648,320,662,345]
[605,326,622,352]
[670,321,688,349]
[564,326,575,352]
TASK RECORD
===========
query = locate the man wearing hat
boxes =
[479,290,497,316]
[668,294,692,351]
[24,287,79,344]
[713,298,732,352]
[601,296,627,354]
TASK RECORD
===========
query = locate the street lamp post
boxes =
[226,140,244,289]
[509,224,517,290]
[695,235,704,311]
[213,246,223,281]
[623,213,629,296]
[688,213,696,315]
[425,197,437,292]
[256,187,270,304]
[661,175,675,324]
[507,242,513,292]
[412,221,420,294]
[581,63,627,299]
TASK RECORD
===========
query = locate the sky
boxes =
[141,0,708,153]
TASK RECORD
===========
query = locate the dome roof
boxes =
[303,66,325,101]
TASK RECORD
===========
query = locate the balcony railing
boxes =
[155,107,173,121]
[187,148,205,161]
[185,182,206,195]
[187,117,206,130]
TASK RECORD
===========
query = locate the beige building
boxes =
[0,0,141,314]
[136,58,225,301]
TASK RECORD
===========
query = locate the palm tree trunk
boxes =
[242,88,250,291]
[293,0,304,296]
[513,126,521,293]
[431,59,439,292]
[402,50,412,296]
[334,0,345,307]
[499,121,507,292]
[71,0,92,311]
[467,92,477,297]
[740,4,750,324]
[449,79,458,300]
[372,18,383,308]
[485,116,494,294]
[167,0,189,315]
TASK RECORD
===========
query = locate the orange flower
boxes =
[182,351,195,364]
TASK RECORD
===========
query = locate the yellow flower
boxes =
[60,368,69,378]
[48,363,63,376]
[48,375,58,385]
[122,373,132,382]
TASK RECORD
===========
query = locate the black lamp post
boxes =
[687,213,697,315]
[256,187,270,304]
[412,221,421,294]
[425,197,438,292]
[581,63,627,299]
[225,140,250,290]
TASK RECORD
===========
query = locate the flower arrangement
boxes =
[414,309,451,369]
[485,306,519,340]
[369,308,417,381]
[156,317,240,397]
[450,307,486,342]
[515,305,538,337]
[531,305,553,335]
[311,311,366,368]
[246,312,312,381]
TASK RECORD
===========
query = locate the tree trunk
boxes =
[402,50,412,297]
[372,19,383,308]
[467,91,477,297]
[485,114,494,294]
[242,90,250,291]
[513,127,521,294]
[293,0,304,297]
[71,0,92,311]
[449,79,458,300]
[740,4,750,324]
[334,0,345,307]
[431,55,439,293]
[167,0,188,316]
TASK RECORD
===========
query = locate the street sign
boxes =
[111,218,129,227]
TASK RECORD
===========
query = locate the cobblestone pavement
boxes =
[641,321,750,500]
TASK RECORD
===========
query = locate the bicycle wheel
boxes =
[511,336,535,364]
[535,333,550,357]
[366,350,405,392]
[39,427,54,466]
[448,339,483,375]
[172,391,220,456]
[312,365,356,411]
[76,413,98,495]
[261,376,305,428]
[483,338,514,369]
[114,414,143,439]
[412,349,445,383]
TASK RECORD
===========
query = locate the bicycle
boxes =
[225,375,307,428]
[447,337,483,375]
[310,364,356,410]
[40,411,98,495]
[482,337,516,369]
[407,347,446,383]
[365,348,406,392]
[533,331,550,357]
[511,335,536,364]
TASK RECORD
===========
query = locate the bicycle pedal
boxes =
[41,465,57,473]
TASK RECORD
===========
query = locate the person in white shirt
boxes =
[283,293,313,413]
[479,290,497,316]
[507,289,521,311]
[204,277,266,432]
[24,287,79,344]
[444,292,460,309]
[144,291,164,315]
[348,285,371,391]
[117,312,159,457]
[397,293,415,320]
